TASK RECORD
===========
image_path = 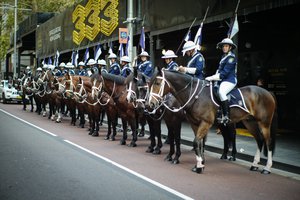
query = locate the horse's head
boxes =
[64,73,76,99]
[148,67,172,110]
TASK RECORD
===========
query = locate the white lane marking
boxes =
[0,109,57,137]
[64,140,194,200]
[1,108,194,199]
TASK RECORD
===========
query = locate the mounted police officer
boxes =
[58,62,67,76]
[25,66,32,77]
[137,51,153,78]
[36,67,43,77]
[77,61,87,76]
[97,59,108,73]
[108,53,121,75]
[205,38,237,124]
[178,40,205,80]
[66,62,75,75]
[86,58,97,76]
[161,50,178,70]
[120,56,132,77]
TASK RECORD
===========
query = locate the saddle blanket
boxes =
[210,84,250,113]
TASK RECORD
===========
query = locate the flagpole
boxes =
[175,17,197,55]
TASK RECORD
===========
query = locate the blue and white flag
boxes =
[84,47,90,64]
[139,26,145,52]
[118,43,124,58]
[184,30,191,42]
[108,41,113,55]
[94,44,102,61]
[48,57,52,65]
[227,13,239,39]
[194,22,203,50]
[71,50,78,67]
[54,50,60,67]
[125,34,130,56]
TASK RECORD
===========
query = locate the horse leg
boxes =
[30,96,34,112]
[105,117,112,140]
[192,121,211,174]
[42,103,46,117]
[242,119,264,171]
[92,109,100,137]
[228,123,237,161]
[173,122,182,164]
[128,117,137,147]
[99,109,106,126]
[22,93,26,110]
[110,114,118,141]
[138,116,146,137]
[153,119,162,154]
[219,124,229,160]
[146,118,155,152]
[120,118,128,145]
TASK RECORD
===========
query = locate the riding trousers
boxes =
[218,81,236,101]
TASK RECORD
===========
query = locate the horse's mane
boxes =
[90,73,101,82]
[102,72,126,85]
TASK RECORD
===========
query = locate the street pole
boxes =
[127,0,133,61]
[13,0,17,78]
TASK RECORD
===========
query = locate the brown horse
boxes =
[148,69,277,174]
[100,72,138,147]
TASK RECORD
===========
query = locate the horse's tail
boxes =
[263,92,277,156]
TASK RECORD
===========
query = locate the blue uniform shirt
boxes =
[137,60,153,77]
[78,69,86,76]
[108,63,121,75]
[187,51,205,80]
[166,61,178,71]
[69,69,75,75]
[55,69,62,76]
[217,51,237,84]
[121,64,132,77]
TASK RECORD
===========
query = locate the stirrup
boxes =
[222,116,231,125]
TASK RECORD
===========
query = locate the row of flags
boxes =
[42,13,239,66]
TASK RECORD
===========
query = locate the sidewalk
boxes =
[139,119,300,174]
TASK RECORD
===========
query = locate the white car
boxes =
[0,80,25,104]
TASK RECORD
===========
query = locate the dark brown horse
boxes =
[148,69,277,174]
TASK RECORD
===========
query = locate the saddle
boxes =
[210,83,249,113]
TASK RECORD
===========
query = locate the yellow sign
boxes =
[119,28,128,44]
[72,0,119,45]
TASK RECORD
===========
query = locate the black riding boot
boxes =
[221,100,230,125]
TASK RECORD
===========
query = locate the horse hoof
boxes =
[192,166,204,174]
[128,142,137,147]
[104,136,109,140]
[120,140,126,145]
[172,160,180,164]
[250,166,259,171]
[220,154,228,160]
[110,137,115,141]
[30,110,33,112]
[261,169,271,174]
[146,147,154,153]
[152,149,161,155]
[88,131,93,135]
[164,156,172,161]
[92,132,99,137]
[138,132,144,137]
[228,156,236,161]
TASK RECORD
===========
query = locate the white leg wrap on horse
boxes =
[264,151,273,171]
[51,115,55,121]
[252,149,261,167]
[43,111,46,117]
[196,156,205,168]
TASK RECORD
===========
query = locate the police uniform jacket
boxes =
[108,63,121,75]
[137,60,153,77]
[166,61,178,71]
[121,64,132,77]
[217,51,237,84]
[78,69,86,76]
[187,51,205,79]
[55,70,62,77]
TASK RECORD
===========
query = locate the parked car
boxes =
[0,80,28,104]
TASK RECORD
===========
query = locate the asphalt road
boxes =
[1,103,300,200]
[0,110,187,200]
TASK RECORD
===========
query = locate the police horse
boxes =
[148,68,277,174]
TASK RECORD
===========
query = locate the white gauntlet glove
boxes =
[205,73,221,81]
